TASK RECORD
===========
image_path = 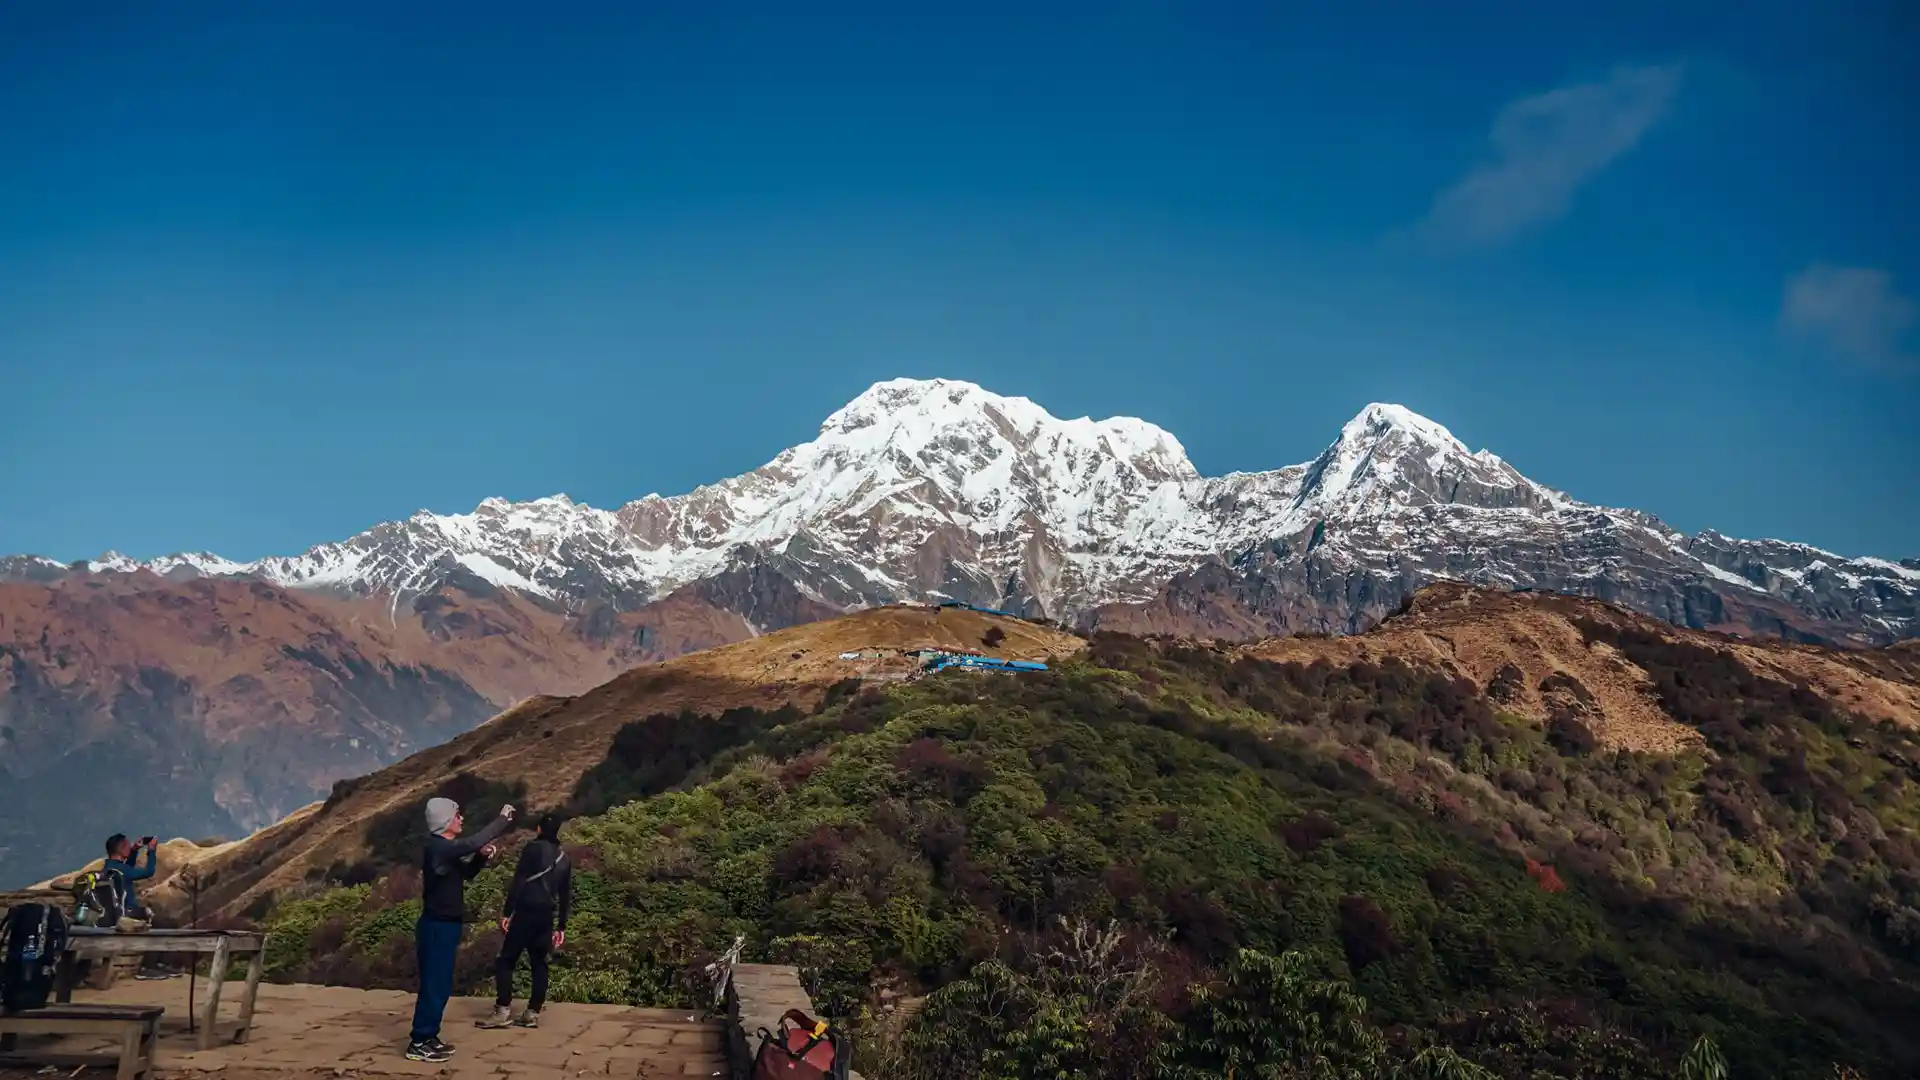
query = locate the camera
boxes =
[139,836,156,847]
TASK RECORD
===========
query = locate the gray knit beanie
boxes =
[425,797,459,834]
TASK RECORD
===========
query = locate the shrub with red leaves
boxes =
[372,864,420,907]
[778,747,832,789]
[310,915,349,958]
[772,824,852,883]
[1161,886,1239,962]
[1338,894,1398,971]
[1524,857,1568,893]
[1281,811,1342,855]
[893,737,989,802]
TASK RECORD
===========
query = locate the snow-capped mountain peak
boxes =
[1289,401,1564,520]
[815,378,1196,483]
[1343,401,1471,451]
[10,380,1914,643]
[85,551,143,574]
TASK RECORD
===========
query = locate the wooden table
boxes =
[56,929,268,1051]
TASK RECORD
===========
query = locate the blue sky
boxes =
[2,1,1914,562]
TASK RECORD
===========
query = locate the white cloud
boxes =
[1782,263,1917,372]
[1414,64,1683,248]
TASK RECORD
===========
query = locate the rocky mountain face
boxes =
[1086,505,1919,647]
[0,569,816,887]
[13,377,1913,642]
[4,378,1915,884]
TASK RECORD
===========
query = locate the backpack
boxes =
[751,1008,850,1080]
[69,868,125,929]
[1,902,69,1014]
[520,842,567,910]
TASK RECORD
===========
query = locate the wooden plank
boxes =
[67,928,262,942]
[2,1006,164,1021]
[0,1017,148,1037]
[0,1052,134,1069]
[66,934,265,958]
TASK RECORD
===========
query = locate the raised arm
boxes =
[127,844,158,881]
[428,809,514,874]
[461,848,491,880]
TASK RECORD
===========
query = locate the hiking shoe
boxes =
[426,1036,456,1056]
[476,1006,514,1029]
[405,1041,451,1063]
[512,1009,539,1029]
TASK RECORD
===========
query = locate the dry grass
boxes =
[1242,583,1920,752]
[1241,585,1700,754]
[168,606,1081,920]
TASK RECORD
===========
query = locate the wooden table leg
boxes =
[235,948,265,1044]
[198,938,230,1052]
[115,1022,142,1080]
[142,1016,158,1080]
[54,951,77,1004]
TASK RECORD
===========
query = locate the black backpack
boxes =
[1,902,69,1014]
[69,867,125,928]
[521,842,568,910]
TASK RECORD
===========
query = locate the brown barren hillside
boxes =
[0,562,838,888]
[1240,583,1920,753]
[151,605,1081,920]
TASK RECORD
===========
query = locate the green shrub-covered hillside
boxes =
[257,630,1920,1079]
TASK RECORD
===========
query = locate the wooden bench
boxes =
[0,1004,164,1080]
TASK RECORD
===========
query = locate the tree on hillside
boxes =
[1156,949,1389,1080]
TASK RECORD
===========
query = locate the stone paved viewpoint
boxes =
[0,980,730,1080]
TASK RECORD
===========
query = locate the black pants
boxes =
[494,909,553,1011]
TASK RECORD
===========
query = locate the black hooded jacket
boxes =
[502,838,572,931]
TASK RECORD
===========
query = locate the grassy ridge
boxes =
[258,632,1920,1078]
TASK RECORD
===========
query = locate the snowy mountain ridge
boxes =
[14,378,1918,644]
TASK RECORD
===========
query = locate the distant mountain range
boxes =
[9,377,1916,640]
[3,378,1914,886]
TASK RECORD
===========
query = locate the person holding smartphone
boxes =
[406,798,514,1063]
[101,833,158,921]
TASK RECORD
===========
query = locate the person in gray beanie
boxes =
[405,797,514,1062]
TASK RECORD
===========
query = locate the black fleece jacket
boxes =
[419,814,512,922]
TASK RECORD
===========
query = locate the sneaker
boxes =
[426,1036,456,1056]
[405,1041,451,1063]
[513,1009,539,1029]
[476,1006,514,1029]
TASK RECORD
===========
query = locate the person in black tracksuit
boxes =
[477,812,572,1029]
